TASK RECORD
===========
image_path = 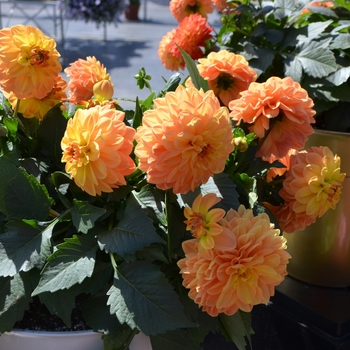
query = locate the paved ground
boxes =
[0,1,220,109]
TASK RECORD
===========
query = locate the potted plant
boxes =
[0,23,346,350]
[125,0,141,21]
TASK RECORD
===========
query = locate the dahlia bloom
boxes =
[265,149,298,182]
[64,56,111,105]
[170,0,213,22]
[134,85,234,194]
[229,77,316,159]
[212,0,238,12]
[0,24,61,99]
[197,50,257,106]
[178,205,290,316]
[158,30,183,71]
[61,105,136,196]
[184,193,236,258]
[281,146,345,220]
[5,75,67,120]
[158,14,213,71]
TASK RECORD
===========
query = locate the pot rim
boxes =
[3,329,99,337]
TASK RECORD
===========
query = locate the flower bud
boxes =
[93,80,114,102]
[233,136,248,152]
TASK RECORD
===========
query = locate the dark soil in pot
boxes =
[14,295,91,332]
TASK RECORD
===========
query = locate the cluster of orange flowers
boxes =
[0,23,345,317]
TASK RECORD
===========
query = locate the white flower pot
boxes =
[0,330,151,350]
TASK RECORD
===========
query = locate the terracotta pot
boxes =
[125,4,140,20]
[285,129,350,287]
[0,330,151,350]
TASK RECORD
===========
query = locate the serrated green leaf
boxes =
[39,290,76,327]
[0,274,30,332]
[0,158,52,220]
[151,329,202,350]
[32,235,98,295]
[219,311,253,350]
[178,46,209,91]
[98,193,165,257]
[326,66,350,86]
[36,104,67,168]
[330,33,350,50]
[0,219,53,277]
[82,294,121,334]
[107,261,195,335]
[71,199,106,234]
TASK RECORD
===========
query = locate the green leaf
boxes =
[32,235,98,295]
[0,274,30,332]
[0,158,52,220]
[219,311,253,350]
[151,329,202,350]
[178,46,209,91]
[39,290,76,327]
[159,73,181,96]
[102,325,135,350]
[0,219,53,277]
[98,193,165,257]
[71,199,106,234]
[36,103,67,168]
[330,33,350,50]
[325,66,350,86]
[107,261,195,335]
[82,294,122,334]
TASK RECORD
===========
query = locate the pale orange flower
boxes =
[158,30,183,71]
[64,56,111,105]
[5,75,67,121]
[197,50,257,106]
[0,24,61,99]
[61,105,136,196]
[170,0,213,22]
[281,146,345,220]
[229,77,316,159]
[184,193,236,258]
[264,149,298,182]
[212,0,239,12]
[93,80,114,102]
[178,205,290,316]
[301,1,334,14]
[134,85,234,194]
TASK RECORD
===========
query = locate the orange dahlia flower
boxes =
[170,0,213,22]
[264,149,298,182]
[64,56,111,105]
[158,14,213,71]
[281,146,345,220]
[134,85,234,194]
[178,205,290,316]
[5,75,67,121]
[212,0,239,12]
[0,24,61,99]
[184,193,236,258]
[61,105,136,196]
[158,30,183,71]
[229,77,316,159]
[197,50,257,106]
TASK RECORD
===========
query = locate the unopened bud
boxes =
[233,136,248,152]
[93,80,114,102]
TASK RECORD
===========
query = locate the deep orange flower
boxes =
[301,1,334,14]
[158,14,213,71]
[158,30,183,71]
[197,50,257,106]
[61,105,136,196]
[5,75,67,121]
[134,85,234,194]
[64,56,111,105]
[170,0,213,22]
[229,77,316,159]
[184,193,236,258]
[0,24,61,99]
[178,205,290,316]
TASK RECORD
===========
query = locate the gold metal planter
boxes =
[285,130,350,287]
